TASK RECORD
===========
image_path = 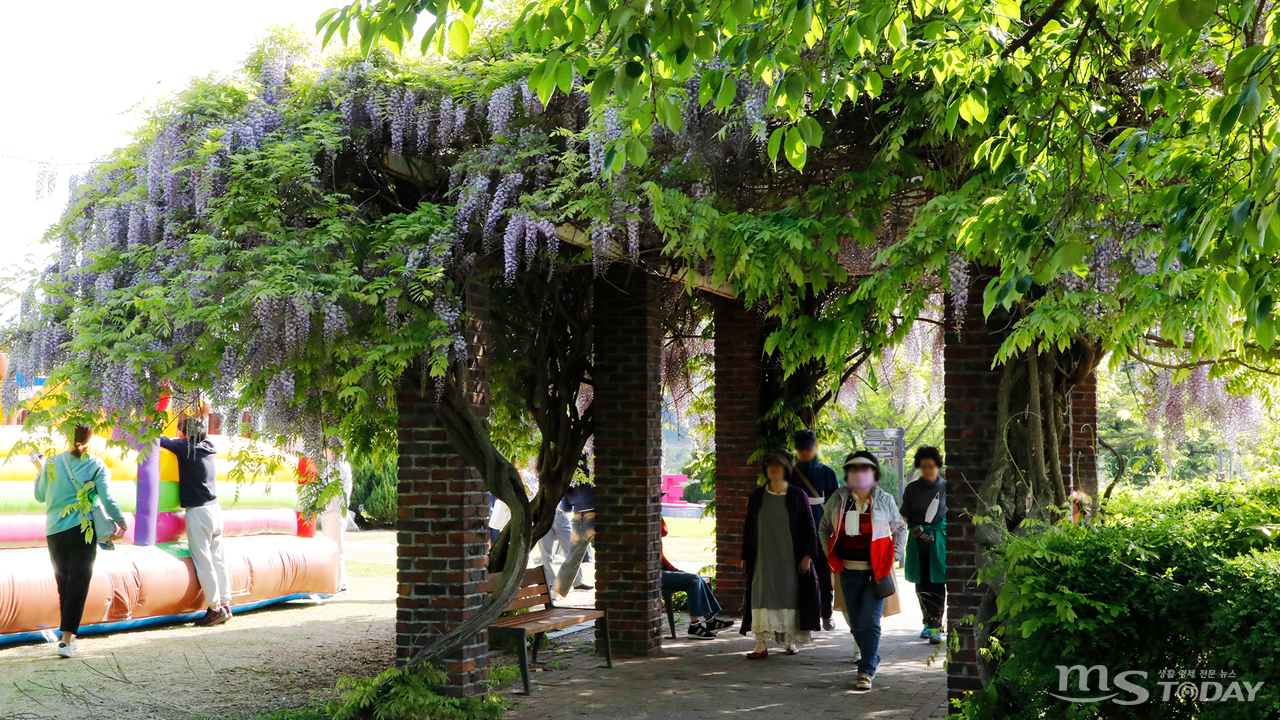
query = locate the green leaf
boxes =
[1225,46,1266,90]
[961,90,988,124]
[626,138,649,166]
[768,126,785,163]
[555,60,574,95]
[448,19,471,57]
[1238,80,1263,127]
[785,72,806,107]
[1259,315,1276,349]
[842,23,862,59]
[589,67,615,107]
[715,74,738,110]
[945,100,961,134]
[1176,0,1217,31]
[699,70,721,106]
[1050,241,1087,273]
[1219,101,1243,136]
[784,126,807,171]
[1228,198,1253,238]
[537,62,559,105]
[798,116,823,147]
[886,17,907,49]
[316,8,340,33]
[1153,1,1191,38]
[627,32,651,57]
[865,72,883,98]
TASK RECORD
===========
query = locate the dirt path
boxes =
[0,531,398,720]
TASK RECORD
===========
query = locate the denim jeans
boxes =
[839,569,885,677]
[662,571,723,618]
[539,507,583,588]
[553,511,595,596]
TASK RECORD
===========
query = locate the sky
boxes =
[0,0,337,315]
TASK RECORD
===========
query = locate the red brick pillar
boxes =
[942,270,1008,704]
[712,296,763,616]
[593,266,664,656]
[1063,374,1098,497]
[394,281,491,694]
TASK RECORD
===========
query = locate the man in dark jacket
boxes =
[160,418,231,627]
[792,429,840,630]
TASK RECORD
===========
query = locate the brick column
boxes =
[395,280,491,695]
[942,271,1008,704]
[593,265,664,656]
[1062,373,1098,497]
[712,296,763,617]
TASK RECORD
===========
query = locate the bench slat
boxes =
[506,593,552,612]
[490,607,604,632]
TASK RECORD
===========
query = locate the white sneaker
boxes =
[56,641,76,659]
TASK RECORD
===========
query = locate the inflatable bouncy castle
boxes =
[0,425,338,645]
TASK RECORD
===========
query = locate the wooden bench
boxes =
[485,567,612,695]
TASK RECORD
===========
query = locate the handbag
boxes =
[873,571,896,599]
[57,453,118,544]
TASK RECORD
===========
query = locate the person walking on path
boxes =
[740,451,821,659]
[160,418,231,627]
[818,451,907,690]
[791,429,840,630]
[661,517,734,639]
[539,501,584,589]
[901,446,947,644]
[31,424,128,658]
[553,478,596,597]
[321,445,354,593]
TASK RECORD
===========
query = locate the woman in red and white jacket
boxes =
[817,451,907,691]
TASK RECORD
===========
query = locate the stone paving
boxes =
[502,570,950,720]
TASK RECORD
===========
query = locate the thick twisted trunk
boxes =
[400,365,533,672]
[969,339,1101,683]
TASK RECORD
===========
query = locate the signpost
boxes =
[864,428,906,502]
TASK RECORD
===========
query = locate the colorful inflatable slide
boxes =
[0,425,338,645]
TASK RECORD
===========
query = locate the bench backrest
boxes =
[482,567,554,612]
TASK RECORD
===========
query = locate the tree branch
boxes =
[1001,0,1071,58]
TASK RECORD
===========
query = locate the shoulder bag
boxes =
[56,453,118,544]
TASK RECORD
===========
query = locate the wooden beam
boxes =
[555,224,736,299]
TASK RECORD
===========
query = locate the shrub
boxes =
[351,455,398,527]
[328,667,508,720]
[679,447,715,506]
[954,480,1280,720]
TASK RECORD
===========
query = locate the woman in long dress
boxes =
[740,451,821,658]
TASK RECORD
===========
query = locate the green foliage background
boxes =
[958,480,1280,718]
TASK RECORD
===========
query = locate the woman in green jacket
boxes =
[32,425,128,658]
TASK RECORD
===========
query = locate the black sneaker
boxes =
[705,617,735,631]
[822,617,835,631]
[687,622,718,640]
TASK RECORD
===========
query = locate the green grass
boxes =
[346,561,397,579]
[661,516,716,570]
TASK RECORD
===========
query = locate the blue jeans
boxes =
[839,569,885,677]
[662,571,723,618]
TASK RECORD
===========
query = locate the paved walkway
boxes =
[501,571,949,720]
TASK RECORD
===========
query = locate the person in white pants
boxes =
[160,418,232,626]
[321,448,353,592]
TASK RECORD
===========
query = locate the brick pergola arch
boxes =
[394,254,1098,711]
